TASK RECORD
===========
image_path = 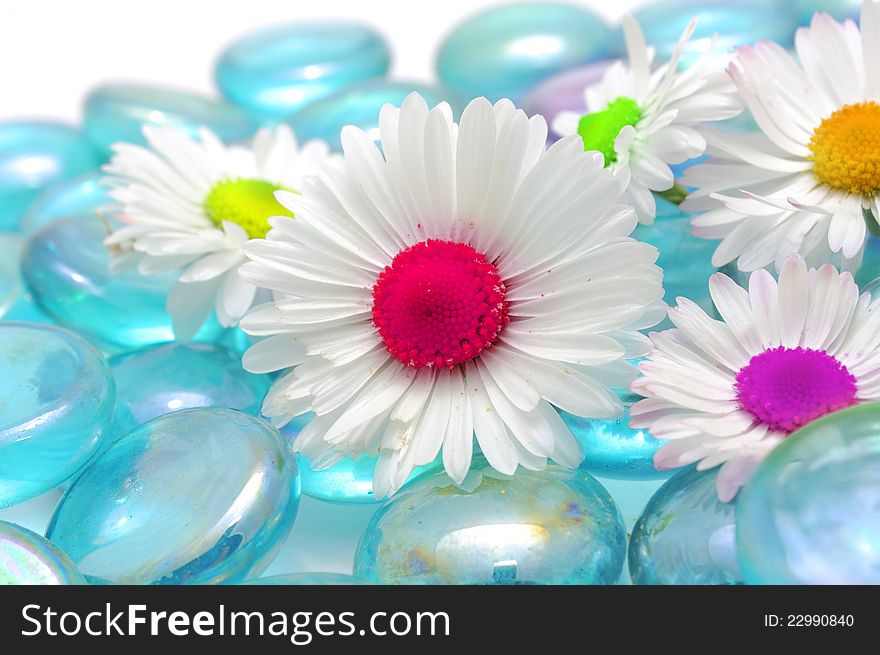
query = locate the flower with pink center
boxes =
[631,254,880,502]
[239,93,666,496]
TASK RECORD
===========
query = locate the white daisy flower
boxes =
[103,124,331,339]
[684,0,880,273]
[239,93,666,497]
[551,15,742,225]
[631,255,880,502]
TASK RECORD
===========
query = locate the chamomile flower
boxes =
[684,0,880,273]
[103,125,331,339]
[631,255,880,502]
[240,93,666,497]
[551,15,741,224]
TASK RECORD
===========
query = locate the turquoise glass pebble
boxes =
[20,171,110,236]
[244,572,370,585]
[0,521,86,585]
[793,0,862,22]
[737,402,880,584]
[633,0,799,68]
[0,122,100,232]
[855,235,880,288]
[216,21,391,122]
[109,342,271,438]
[560,392,667,480]
[22,217,224,352]
[354,462,626,584]
[82,83,255,157]
[629,466,741,585]
[437,3,617,104]
[47,408,300,585]
[0,234,53,324]
[0,323,115,508]
[287,80,459,152]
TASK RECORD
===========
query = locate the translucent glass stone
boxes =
[109,343,271,438]
[215,21,391,122]
[282,414,440,504]
[560,392,667,480]
[632,0,799,68]
[0,520,86,585]
[47,408,300,585]
[855,236,880,288]
[287,80,459,152]
[0,122,100,232]
[244,572,370,585]
[83,83,255,157]
[22,217,224,352]
[0,323,115,508]
[20,171,110,236]
[0,234,53,324]
[354,462,626,584]
[629,466,741,585]
[436,2,618,104]
[793,0,862,22]
[737,402,880,584]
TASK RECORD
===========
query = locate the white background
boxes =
[0,0,645,123]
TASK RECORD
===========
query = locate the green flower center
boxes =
[203,178,294,239]
[577,96,642,166]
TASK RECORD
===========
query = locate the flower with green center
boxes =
[103,124,331,340]
[552,15,741,224]
[204,178,295,240]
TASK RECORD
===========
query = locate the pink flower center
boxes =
[372,239,509,369]
[735,346,858,433]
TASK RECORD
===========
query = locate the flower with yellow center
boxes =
[103,125,331,339]
[552,15,741,224]
[684,0,880,273]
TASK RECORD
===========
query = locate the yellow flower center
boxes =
[808,101,880,195]
[203,178,294,239]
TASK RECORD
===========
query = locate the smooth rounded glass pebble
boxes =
[737,402,880,584]
[22,217,224,352]
[855,236,880,288]
[436,2,618,104]
[109,342,271,438]
[0,122,100,232]
[354,462,626,584]
[216,21,391,122]
[83,83,255,157]
[629,466,741,585]
[47,408,301,585]
[20,171,110,236]
[0,323,115,508]
[521,60,612,141]
[244,572,371,585]
[560,392,667,480]
[0,234,53,324]
[287,80,458,152]
[793,0,862,22]
[0,521,85,585]
[633,0,799,68]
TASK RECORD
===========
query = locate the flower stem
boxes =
[656,182,688,206]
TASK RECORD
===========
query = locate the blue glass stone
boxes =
[47,408,300,585]
[0,323,115,508]
[83,83,255,157]
[629,466,741,585]
[109,343,271,438]
[243,572,370,585]
[793,0,862,22]
[354,462,626,584]
[635,197,717,329]
[287,80,460,152]
[737,402,880,584]
[0,234,53,324]
[0,122,100,232]
[0,520,86,584]
[20,171,110,236]
[216,21,391,122]
[282,414,440,504]
[22,217,224,352]
[856,235,880,288]
[633,0,799,68]
[560,393,667,480]
[437,3,618,104]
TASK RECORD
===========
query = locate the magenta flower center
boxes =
[735,346,858,433]
[371,239,509,369]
